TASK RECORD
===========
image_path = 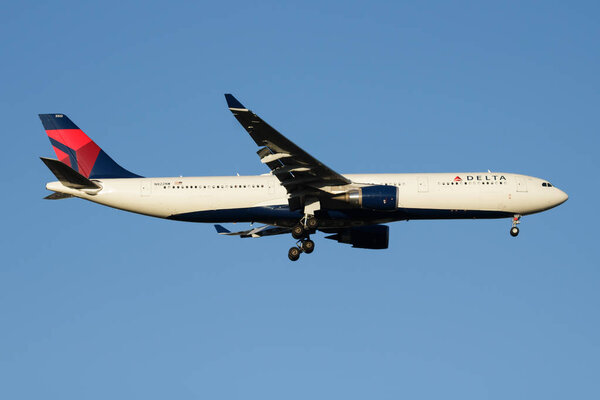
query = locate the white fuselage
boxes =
[46,172,568,227]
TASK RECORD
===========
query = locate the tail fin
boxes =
[39,114,141,179]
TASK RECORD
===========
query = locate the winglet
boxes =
[224,94,247,110]
[214,224,231,234]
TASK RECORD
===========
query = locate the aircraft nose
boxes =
[555,188,568,206]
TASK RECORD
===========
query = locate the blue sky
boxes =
[1,1,599,398]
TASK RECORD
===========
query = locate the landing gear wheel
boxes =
[291,224,305,239]
[306,217,318,230]
[288,247,301,261]
[510,226,520,237]
[301,239,315,254]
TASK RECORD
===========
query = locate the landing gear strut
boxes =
[510,215,521,237]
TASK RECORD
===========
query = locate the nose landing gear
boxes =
[510,215,521,237]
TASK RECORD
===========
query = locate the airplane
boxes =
[39,94,568,261]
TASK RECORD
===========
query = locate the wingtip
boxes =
[214,224,231,234]
[224,94,247,110]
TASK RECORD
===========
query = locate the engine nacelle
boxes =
[332,185,397,210]
[325,225,389,249]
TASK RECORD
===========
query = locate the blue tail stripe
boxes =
[48,137,79,173]
[89,150,141,179]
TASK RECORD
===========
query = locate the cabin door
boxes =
[140,180,152,197]
[516,177,528,192]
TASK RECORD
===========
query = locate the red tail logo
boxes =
[39,114,140,179]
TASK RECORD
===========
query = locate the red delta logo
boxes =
[454,176,462,182]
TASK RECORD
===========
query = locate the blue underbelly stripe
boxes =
[167,206,513,223]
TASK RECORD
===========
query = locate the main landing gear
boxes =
[288,216,318,261]
[510,215,521,237]
[291,216,318,239]
[288,238,315,261]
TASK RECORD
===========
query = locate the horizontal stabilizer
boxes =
[44,192,74,200]
[214,224,291,238]
[40,157,101,189]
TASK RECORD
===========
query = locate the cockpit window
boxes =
[542,182,553,188]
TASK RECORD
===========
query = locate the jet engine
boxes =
[332,185,397,211]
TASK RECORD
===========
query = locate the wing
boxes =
[214,224,291,238]
[225,94,351,196]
